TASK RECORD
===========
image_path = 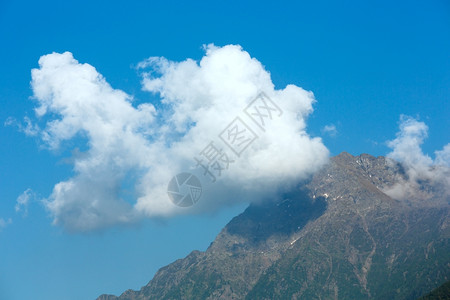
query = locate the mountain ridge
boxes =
[98,152,450,299]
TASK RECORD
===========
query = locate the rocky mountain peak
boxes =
[99,153,450,300]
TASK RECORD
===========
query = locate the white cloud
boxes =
[0,218,12,231]
[4,116,40,136]
[31,51,155,231]
[435,144,450,167]
[15,188,33,216]
[322,124,337,137]
[384,115,450,201]
[387,115,433,168]
[29,45,329,232]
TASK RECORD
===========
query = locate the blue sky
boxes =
[0,0,449,299]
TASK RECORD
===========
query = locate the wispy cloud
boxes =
[15,188,34,217]
[27,45,329,232]
[0,218,12,231]
[321,124,337,137]
[5,116,40,136]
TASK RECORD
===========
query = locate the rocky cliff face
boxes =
[98,153,450,300]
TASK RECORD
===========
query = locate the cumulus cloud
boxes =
[383,115,450,201]
[31,51,155,231]
[435,144,450,167]
[29,45,329,232]
[15,188,33,216]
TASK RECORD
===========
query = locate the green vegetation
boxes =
[419,280,450,300]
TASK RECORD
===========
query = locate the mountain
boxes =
[419,280,450,299]
[98,153,450,300]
